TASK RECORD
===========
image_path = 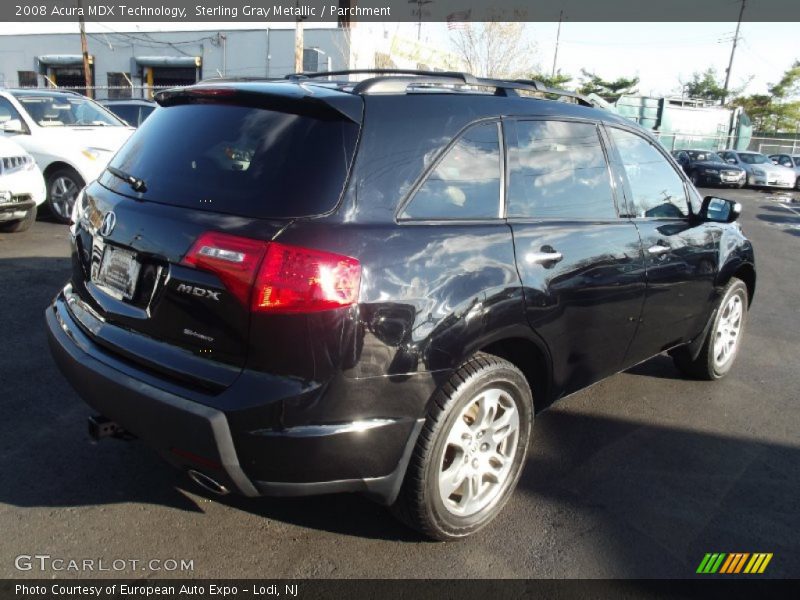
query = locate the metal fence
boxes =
[654,132,800,155]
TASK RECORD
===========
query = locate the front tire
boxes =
[46,168,84,224]
[672,278,748,380]
[0,204,37,233]
[391,353,533,540]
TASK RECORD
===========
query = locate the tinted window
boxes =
[610,128,689,219]
[508,120,615,219]
[108,104,139,126]
[104,103,359,219]
[400,122,501,220]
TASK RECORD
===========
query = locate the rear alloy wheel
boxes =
[672,277,748,380]
[391,353,533,540]
[46,168,84,224]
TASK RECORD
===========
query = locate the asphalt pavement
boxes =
[1,187,798,579]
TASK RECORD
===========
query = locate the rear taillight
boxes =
[254,242,361,313]
[182,233,361,313]
[182,231,268,306]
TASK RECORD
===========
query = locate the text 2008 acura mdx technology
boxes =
[46,71,755,540]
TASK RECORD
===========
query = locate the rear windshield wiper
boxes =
[107,166,147,193]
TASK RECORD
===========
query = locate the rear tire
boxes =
[0,204,37,233]
[672,278,748,380]
[46,167,84,224]
[391,353,533,541]
[795,176,800,191]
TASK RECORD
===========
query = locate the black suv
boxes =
[672,149,747,188]
[46,71,755,540]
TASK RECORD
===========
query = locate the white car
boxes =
[719,149,795,190]
[0,89,133,223]
[0,137,45,232]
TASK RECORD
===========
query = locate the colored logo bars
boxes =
[696,553,773,574]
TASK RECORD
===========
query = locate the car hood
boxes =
[31,125,134,152]
[0,136,30,158]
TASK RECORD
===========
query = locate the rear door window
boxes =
[103,103,360,219]
[507,120,616,219]
[400,121,502,220]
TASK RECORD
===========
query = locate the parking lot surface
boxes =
[1,187,798,578]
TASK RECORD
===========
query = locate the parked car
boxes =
[768,153,800,189]
[46,72,756,541]
[0,89,133,223]
[672,149,746,188]
[718,149,795,189]
[0,137,45,232]
[99,99,157,128]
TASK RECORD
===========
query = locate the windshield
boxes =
[738,153,769,165]
[687,151,724,163]
[14,94,125,127]
[102,103,359,219]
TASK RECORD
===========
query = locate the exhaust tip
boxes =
[187,469,230,496]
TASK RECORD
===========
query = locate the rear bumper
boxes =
[46,291,424,503]
[0,199,36,222]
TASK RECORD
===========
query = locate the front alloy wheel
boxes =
[47,168,84,224]
[672,277,748,380]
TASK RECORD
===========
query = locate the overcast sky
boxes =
[3,21,797,97]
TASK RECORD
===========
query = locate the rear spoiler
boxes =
[154,82,363,124]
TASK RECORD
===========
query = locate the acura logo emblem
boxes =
[99,212,116,237]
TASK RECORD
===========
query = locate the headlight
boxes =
[70,187,86,226]
[752,168,765,176]
[80,147,112,161]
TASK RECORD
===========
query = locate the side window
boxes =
[508,120,616,219]
[609,128,689,219]
[400,121,501,220]
[720,151,737,164]
[0,97,24,126]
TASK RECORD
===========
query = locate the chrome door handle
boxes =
[526,251,563,264]
[647,244,670,256]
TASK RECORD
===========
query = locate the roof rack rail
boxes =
[285,69,594,107]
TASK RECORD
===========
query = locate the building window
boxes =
[107,72,132,99]
[18,71,37,88]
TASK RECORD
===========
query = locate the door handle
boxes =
[647,243,670,256]
[525,250,563,265]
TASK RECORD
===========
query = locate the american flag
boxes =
[446,11,471,30]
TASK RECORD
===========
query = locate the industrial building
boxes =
[0,27,349,98]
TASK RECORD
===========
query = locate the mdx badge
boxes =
[177,283,221,301]
[99,211,116,237]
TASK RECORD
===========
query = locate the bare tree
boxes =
[450,22,536,79]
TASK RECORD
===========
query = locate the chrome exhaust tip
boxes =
[187,469,230,496]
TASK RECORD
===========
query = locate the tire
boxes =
[0,204,37,233]
[672,277,748,380]
[689,172,700,186]
[391,353,533,541]
[795,176,800,191]
[46,168,84,224]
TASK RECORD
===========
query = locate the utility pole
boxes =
[294,1,304,73]
[551,10,563,78]
[409,0,433,41]
[77,0,92,97]
[722,0,746,105]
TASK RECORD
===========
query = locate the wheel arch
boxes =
[42,161,85,187]
[476,333,553,413]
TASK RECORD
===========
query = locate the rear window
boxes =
[103,103,359,218]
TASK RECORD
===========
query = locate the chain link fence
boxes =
[654,132,800,155]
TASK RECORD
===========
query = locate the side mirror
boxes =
[1,119,24,134]
[701,196,741,223]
